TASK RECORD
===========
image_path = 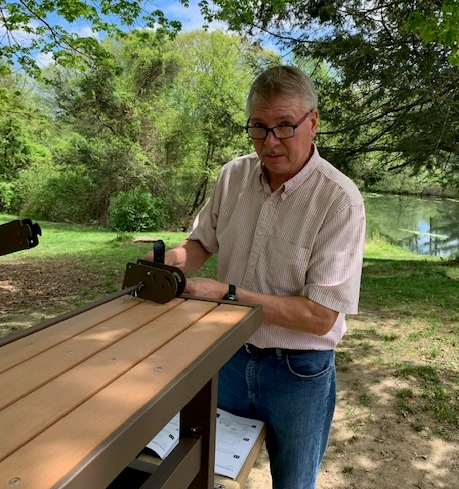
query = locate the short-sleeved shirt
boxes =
[188,145,366,350]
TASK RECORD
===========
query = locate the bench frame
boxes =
[0,290,262,489]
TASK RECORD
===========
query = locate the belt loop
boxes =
[275,348,282,359]
[244,343,251,354]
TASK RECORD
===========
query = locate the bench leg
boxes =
[181,374,218,489]
[124,374,218,489]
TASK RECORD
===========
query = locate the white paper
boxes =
[214,408,265,478]
[146,413,180,459]
[146,409,265,479]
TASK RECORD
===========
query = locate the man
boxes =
[146,65,365,489]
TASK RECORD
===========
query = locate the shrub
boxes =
[0,181,14,211]
[108,188,167,232]
[15,162,95,223]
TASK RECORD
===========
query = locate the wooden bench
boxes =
[0,289,262,489]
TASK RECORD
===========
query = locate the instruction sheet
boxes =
[147,408,265,479]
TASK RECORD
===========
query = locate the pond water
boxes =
[364,193,459,258]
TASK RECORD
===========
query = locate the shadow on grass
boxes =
[321,353,459,488]
[0,258,125,336]
[325,255,459,488]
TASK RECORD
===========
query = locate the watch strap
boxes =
[223,284,238,301]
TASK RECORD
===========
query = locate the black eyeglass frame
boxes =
[245,110,314,140]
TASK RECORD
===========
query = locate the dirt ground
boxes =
[245,367,458,489]
[1,258,458,489]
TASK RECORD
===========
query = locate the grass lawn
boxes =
[1,214,458,488]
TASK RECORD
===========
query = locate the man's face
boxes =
[249,94,318,189]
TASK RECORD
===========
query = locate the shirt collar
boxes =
[258,144,319,197]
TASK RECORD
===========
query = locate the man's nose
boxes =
[264,130,281,146]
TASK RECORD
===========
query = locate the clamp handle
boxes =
[0,219,42,256]
[153,239,165,264]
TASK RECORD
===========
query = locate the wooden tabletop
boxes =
[0,292,261,489]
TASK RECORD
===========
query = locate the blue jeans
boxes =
[218,344,336,489]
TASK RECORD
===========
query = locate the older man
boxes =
[147,65,365,489]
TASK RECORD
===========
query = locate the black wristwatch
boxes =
[223,284,238,301]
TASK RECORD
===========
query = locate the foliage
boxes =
[155,30,277,222]
[108,187,167,232]
[0,181,14,209]
[364,166,457,197]
[2,0,459,206]
[13,160,95,222]
[38,31,181,223]
[0,71,52,210]
[0,0,183,76]
[199,0,459,187]
[4,29,272,228]
[406,0,459,66]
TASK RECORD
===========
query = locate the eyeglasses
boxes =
[245,110,313,140]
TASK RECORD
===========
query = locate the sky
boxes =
[0,0,283,70]
[154,0,223,32]
[0,0,228,69]
[66,0,226,39]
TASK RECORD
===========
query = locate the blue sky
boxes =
[66,0,226,38]
[1,0,282,69]
[0,0,225,68]
[154,0,223,32]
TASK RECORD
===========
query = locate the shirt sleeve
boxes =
[304,202,366,314]
[187,168,226,254]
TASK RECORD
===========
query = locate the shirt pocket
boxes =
[266,239,311,295]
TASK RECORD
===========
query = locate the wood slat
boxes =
[0,299,218,464]
[0,299,184,411]
[0,304,253,489]
[0,296,140,374]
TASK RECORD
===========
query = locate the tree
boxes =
[163,30,278,221]
[406,0,459,66]
[43,30,182,223]
[12,28,277,228]
[0,0,183,76]
[198,0,459,189]
[0,70,51,210]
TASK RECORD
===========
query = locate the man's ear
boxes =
[310,109,319,137]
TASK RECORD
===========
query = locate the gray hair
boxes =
[246,65,318,114]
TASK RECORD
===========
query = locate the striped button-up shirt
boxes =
[188,145,366,350]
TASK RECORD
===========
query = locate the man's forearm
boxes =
[237,287,338,336]
[185,276,338,336]
[164,239,211,273]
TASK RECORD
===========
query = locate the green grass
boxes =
[343,240,459,440]
[1,214,459,442]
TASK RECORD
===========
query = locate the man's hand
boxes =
[185,277,227,299]
[143,239,211,275]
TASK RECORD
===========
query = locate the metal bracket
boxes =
[122,240,186,304]
[0,219,42,257]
